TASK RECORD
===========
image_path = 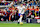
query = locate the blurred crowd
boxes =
[0,0,40,21]
[0,0,40,6]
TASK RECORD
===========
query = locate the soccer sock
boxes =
[18,17,23,24]
[20,17,23,23]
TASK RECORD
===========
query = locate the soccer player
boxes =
[17,3,25,24]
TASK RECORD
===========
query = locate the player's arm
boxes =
[23,6,26,12]
[24,8,26,12]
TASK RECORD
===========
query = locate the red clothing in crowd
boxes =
[9,11,12,15]
[26,8,29,10]
[1,0,3,1]
[0,11,2,13]
[28,12,32,16]
[8,8,12,10]
[3,11,8,16]
[32,8,34,10]
[35,8,39,11]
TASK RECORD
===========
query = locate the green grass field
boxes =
[0,23,40,27]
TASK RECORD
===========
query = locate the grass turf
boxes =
[0,23,40,27]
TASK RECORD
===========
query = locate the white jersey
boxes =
[17,6,25,14]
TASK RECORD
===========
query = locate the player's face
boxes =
[20,4,23,7]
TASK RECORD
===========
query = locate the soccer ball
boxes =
[20,22,23,25]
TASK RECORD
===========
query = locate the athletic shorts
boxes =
[18,13,23,16]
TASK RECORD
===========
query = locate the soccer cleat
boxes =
[20,22,23,25]
[18,22,20,24]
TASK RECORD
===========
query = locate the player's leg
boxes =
[19,14,23,24]
[18,13,21,24]
[18,14,23,24]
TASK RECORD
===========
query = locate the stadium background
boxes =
[0,0,40,27]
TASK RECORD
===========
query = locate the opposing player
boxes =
[16,3,25,24]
